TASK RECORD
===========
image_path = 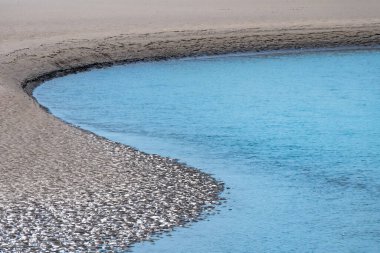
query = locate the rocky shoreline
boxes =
[1,25,380,252]
[0,137,223,252]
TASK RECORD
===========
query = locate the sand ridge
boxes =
[1,0,380,251]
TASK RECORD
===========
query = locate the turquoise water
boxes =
[34,49,380,252]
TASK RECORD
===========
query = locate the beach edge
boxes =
[1,24,380,251]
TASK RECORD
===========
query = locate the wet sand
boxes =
[1,0,380,251]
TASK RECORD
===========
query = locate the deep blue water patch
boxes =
[34,49,380,252]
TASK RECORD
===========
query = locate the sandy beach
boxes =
[1,0,380,251]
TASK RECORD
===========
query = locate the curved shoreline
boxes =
[1,24,380,251]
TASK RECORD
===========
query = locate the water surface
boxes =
[34,49,380,252]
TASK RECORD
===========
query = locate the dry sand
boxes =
[1,0,380,251]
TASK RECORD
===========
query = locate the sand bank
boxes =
[1,0,380,251]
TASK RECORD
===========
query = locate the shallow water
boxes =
[34,49,380,252]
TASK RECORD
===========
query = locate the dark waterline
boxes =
[34,49,380,252]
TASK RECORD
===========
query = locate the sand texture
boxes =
[1,0,380,252]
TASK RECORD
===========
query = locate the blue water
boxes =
[34,49,380,253]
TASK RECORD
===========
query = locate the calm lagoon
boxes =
[34,49,380,252]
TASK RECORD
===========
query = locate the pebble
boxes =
[0,140,223,252]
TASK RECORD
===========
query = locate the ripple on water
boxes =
[34,49,380,252]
